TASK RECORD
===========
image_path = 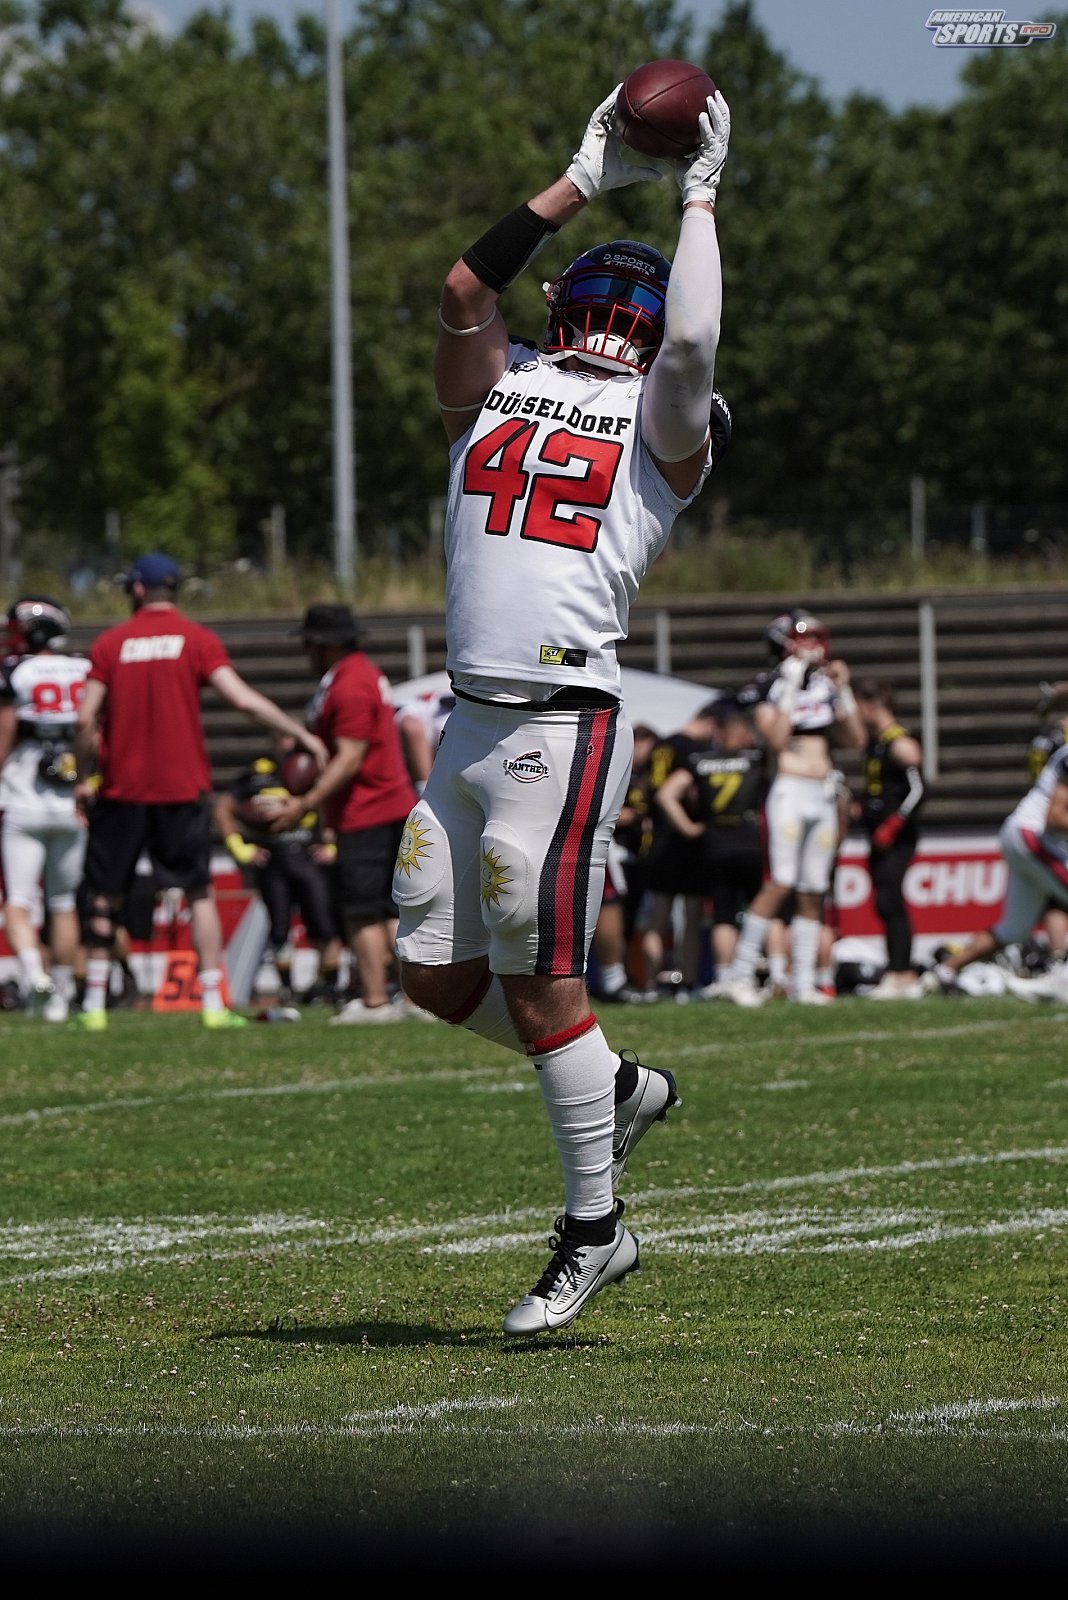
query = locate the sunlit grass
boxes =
[0,996,1065,1549]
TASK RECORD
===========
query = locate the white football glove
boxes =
[675,90,731,206]
[778,654,807,689]
[565,87,663,200]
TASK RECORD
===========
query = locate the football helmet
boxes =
[765,608,831,667]
[543,240,671,373]
[4,596,72,655]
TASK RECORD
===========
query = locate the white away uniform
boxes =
[993,743,1068,943]
[0,650,91,913]
[395,345,710,974]
[763,668,842,893]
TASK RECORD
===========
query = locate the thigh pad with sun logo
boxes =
[391,804,446,909]
[477,823,533,933]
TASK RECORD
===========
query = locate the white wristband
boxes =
[777,683,798,717]
[438,308,497,337]
[837,685,857,715]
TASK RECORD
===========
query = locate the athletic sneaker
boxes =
[202,1008,249,1029]
[28,979,55,1019]
[294,978,342,1008]
[612,1051,680,1187]
[394,996,438,1022]
[791,988,835,1006]
[723,979,766,1009]
[596,982,656,1005]
[502,1199,639,1335]
[329,997,404,1025]
[42,991,70,1024]
[1002,971,1057,1004]
[920,963,960,996]
[864,975,923,1000]
[71,1009,108,1031]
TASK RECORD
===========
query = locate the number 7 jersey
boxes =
[444,343,710,698]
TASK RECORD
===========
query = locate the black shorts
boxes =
[335,819,406,926]
[700,847,764,927]
[83,797,213,900]
[645,833,704,898]
[256,847,341,947]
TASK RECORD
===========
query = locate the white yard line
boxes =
[1,1014,1060,1130]
[0,1065,511,1128]
[3,1138,1068,1283]
[669,1013,1064,1059]
[0,1394,1061,1443]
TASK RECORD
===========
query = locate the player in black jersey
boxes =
[645,700,727,994]
[652,701,766,989]
[214,739,344,1004]
[854,679,926,999]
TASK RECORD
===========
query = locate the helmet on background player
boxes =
[543,240,671,373]
[764,608,831,667]
[3,596,72,655]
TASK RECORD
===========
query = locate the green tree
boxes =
[0,0,1065,588]
[97,279,234,564]
[0,1,333,566]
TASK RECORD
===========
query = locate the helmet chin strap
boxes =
[582,330,641,368]
[545,325,648,373]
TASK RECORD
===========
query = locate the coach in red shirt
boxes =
[268,603,417,1022]
[72,552,327,1030]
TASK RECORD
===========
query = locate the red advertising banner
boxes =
[834,833,1006,943]
[0,834,1013,975]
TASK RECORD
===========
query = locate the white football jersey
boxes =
[394,690,454,746]
[444,342,709,699]
[1009,742,1068,839]
[0,650,91,815]
[766,666,838,734]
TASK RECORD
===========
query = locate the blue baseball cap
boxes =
[125,552,181,591]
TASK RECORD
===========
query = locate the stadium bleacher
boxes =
[67,584,1068,831]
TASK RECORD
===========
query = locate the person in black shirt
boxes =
[645,701,728,995]
[653,701,766,990]
[854,679,926,999]
[214,737,344,1004]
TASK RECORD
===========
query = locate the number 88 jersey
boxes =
[0,649,91,815]
[444,342,708,699]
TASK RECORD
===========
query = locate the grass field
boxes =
[1,994,1066,1572]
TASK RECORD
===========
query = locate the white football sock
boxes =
[729,913,769,982]
[530,1021,616,1222]
[83,957,110,1014]
[199,968,225,1013]
[791,916,822,997]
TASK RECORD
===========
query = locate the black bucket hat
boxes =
[292,603,362,647]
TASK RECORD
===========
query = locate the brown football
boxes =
[614,59,717,159]
[280,749,318,797]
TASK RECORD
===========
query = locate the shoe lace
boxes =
[530,1217,582,1299]
[529,1199,624,1299]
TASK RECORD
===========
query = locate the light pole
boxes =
[326,0,356,592]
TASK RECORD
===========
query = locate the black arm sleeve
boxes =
[461,204,560,295]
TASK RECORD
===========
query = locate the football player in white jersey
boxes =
[923,740,1068,1000]
[394,689,456,794]
[721,609,865,1007]
[392,83,732,1334]
[0,598,90,1020]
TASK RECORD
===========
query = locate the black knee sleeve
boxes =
[85,896,118,951]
